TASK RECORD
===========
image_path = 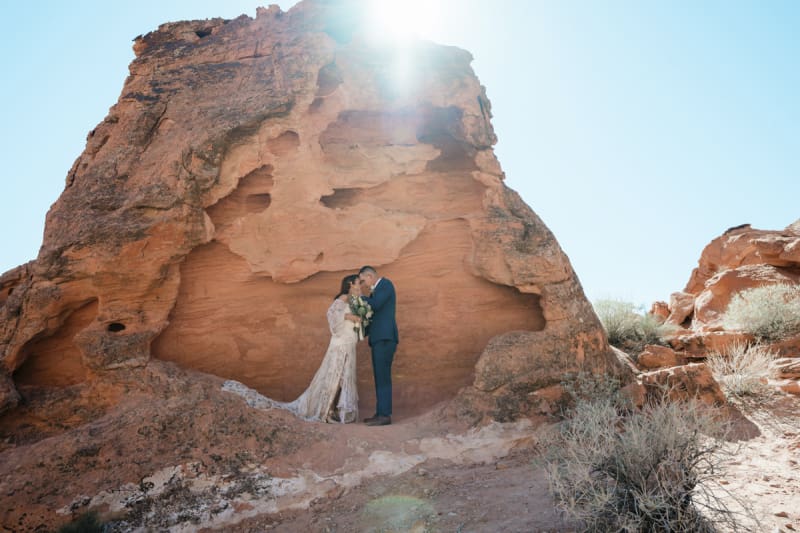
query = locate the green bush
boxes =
[722,284,800,341]
[706,342,778,398]
[593,299,671,354]
[544,385,754,532]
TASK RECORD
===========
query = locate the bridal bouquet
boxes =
[349,295,373,341]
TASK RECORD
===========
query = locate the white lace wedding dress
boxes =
[276,297,359,423]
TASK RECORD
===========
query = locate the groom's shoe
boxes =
[366,415,391,426]
[363,414,379,424]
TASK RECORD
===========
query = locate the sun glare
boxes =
[361,0,445,98]
[364,0,442,45]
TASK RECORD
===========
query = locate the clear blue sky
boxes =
[1,1,797,307]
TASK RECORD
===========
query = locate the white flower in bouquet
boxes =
[349,295,373,340]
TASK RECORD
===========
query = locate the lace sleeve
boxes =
[327,299,346,335]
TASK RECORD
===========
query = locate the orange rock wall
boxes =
[0,1,616,418]
[153,225,543,413]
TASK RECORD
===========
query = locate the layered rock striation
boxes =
[0,1,617,419]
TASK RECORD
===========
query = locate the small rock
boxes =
[774,358,800,378]
[639,363,726,406]
[775,511,789,518]
[637,344,682,369]
[776,379,800,395]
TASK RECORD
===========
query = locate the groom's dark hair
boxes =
[359,265,377,275]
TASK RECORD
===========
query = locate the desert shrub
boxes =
[58,512,105,533]
[544,385,753,532]
[706,342,778,398]
[558,371,627,413]
[722,284,800,341]
[593,299,670,354]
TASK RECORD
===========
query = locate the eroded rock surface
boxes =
[645,220,800,396]
[0,1,617,423]
[651,220,800,353]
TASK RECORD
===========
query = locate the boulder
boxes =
[692,264,800,331]
[649,301,670,322]
[666,291,694,326]
[666,331,754,356]
[636,344,684,369]
[610,346,640,378]
[639,363,727,406]
[0,0,618,418]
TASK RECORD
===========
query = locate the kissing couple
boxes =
[277,266,398,426]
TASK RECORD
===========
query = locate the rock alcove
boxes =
[0,0,617,421]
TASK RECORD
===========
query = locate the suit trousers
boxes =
[370,339,397,417]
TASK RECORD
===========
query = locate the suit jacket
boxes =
[363,277,399,347]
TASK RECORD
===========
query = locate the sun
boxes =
[363,0,443,45]
[359,0,446,99]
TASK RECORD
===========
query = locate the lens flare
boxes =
[364,0,442,45]
[362,0,444,99]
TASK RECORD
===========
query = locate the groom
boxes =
[358,265,398,427]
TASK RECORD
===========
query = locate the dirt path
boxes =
[3,365,798,532]
[222,401,572,533]
[234,449,571,533]
[211,386,800,533]
[222,388,800,533]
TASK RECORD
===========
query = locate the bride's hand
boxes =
[345,313,362,323]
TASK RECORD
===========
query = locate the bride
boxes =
[277,274,362,423]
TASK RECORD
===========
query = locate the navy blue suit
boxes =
[363,278,398,417]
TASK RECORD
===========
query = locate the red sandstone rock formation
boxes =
[683,222,800,335]
[627,221,800,401]
[684,222,800,297]
[651,221,800,353]
[647,220,800,396]
[0,1,618,419]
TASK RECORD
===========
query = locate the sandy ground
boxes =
[1,362,798,532]
[718,393,800,533]
[233,450,570,533]
[220,385,800,533]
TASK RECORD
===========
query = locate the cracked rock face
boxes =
[0,0,616,418]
